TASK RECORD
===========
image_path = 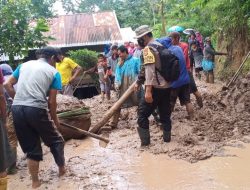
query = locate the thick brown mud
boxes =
[8,76,250,189]
[9,138,250,189]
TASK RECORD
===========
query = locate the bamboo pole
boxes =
[60,122,109,143]
[90,81,137,134]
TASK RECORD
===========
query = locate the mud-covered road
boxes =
[9,76,250,189]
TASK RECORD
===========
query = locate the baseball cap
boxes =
[37,46,60,57]
[0,63,13,76]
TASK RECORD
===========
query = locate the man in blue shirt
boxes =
[157,37,194,119]
[109,45,142,128]
[4,47,66,188]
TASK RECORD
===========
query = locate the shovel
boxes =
[60,122,109,148]
[222,51,250,90]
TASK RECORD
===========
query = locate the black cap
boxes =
[36,46,59,57]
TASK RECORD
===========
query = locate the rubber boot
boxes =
[163,130,171,143]
[137,127,150,146]
[0,177,8,190]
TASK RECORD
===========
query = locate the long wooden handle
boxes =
[60,122,109,143]
[72,73,86,94]
[90,81,137,133]
[226,51,250,88]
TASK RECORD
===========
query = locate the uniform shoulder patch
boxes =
[143,46,155,65]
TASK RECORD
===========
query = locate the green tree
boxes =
[31,0,57,18]
[0,0,52,65]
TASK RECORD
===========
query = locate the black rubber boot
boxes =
[137,127,150,146]
[163,130,171,143]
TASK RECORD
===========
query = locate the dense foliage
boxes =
[0,0,55,65]
[60,0,250,40]
[67,49,98,70]
[67,49,99,82]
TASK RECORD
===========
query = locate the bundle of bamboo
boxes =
[56,95,91,140]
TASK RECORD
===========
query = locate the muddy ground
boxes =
[9,76,250,189]
[91,76,250,163]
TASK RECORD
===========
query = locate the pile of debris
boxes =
[56,94,91,140]
[57,94,86,113]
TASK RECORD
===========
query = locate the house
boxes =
[46,10,123,52]
[44,11,124,99]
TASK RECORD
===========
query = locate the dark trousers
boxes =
[137,88,172,132]
[0,120,15,172]
[11,105,65,167]
[188,71,198,94]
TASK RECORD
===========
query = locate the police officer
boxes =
[134,25,172,146]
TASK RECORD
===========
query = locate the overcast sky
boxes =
[52,1,66,15]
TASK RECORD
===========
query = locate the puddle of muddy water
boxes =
[132,144,250,190]
[9,139,250,190]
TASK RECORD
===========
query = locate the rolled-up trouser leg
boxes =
[50,143,65,167]
[32,110,65,167]
[11,106,43,161]
[188,71,198,94]
[12,106,65,166]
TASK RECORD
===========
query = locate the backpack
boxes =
[148,43,180,82]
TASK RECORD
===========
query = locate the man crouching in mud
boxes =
[134,25,172,146]
[4,47,66,188]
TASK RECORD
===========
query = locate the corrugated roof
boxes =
[46,11,123,47]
